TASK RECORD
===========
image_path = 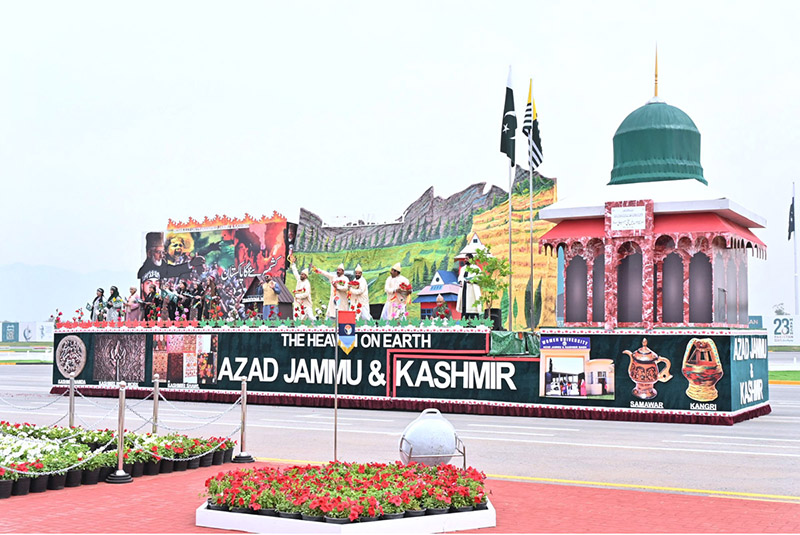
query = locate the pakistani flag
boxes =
[522,79,543,174]
[790,196,795,241]
[500,66,517,166]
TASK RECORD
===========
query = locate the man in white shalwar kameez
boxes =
[381,263,411,320]
[288,254,315,321]
[457,253,482,320]
[348,264,372,321]
[312,262,349,319]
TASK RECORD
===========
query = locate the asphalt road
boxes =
[1,364,798,500]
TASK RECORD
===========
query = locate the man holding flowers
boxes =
[288,254,315,321]
[311,261,350,320]
[348,264,372,321]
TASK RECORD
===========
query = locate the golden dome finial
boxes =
[654,44,659,97]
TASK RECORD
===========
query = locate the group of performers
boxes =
[285,254,413,322]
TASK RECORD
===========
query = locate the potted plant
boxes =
[466,245,510,330]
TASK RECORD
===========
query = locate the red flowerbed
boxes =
[205,461,487,521]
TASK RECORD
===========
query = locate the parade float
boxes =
[51,89,769,425]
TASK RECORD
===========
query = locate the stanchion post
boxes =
[152,373,160,434]
[106,381,132,483]
[68,372,75,428]
[233,380,254,463]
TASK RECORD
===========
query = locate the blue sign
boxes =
[540,336,590,350]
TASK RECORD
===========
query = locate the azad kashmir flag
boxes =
[521,79,543,174]
[337,310,357,354]
[500,66,517,166]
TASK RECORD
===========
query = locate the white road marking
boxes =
[684,434,800,443]
[458,436,800,458]
[457,429,555,437]
[467,424,579,432]
[298,415,395,422]
[663,440,800,449]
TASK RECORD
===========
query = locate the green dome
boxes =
[609,100,706,185]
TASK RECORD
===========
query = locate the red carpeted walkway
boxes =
[1,462,798,533]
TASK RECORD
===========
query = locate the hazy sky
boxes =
[1,0,798,317]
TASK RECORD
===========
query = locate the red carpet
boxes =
[0,463,797,533]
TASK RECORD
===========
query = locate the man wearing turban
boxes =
[311,261,350,319]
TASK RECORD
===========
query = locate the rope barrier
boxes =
[125,396,241,432]
[75,400,120,430]
[75,388,119,410]
[130,424,241,463]
[0,435,117,476]
[0,389,68,410]
[156,391,238,420]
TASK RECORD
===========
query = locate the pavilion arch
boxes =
[617,241,643,323]
[655,235,676,251]
[588,238,605,322]
[662,252,684,323]
[689,252,712,323]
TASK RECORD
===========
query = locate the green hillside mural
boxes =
[287,169,558,329]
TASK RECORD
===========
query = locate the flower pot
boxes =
[123,463,134,475]
[131,462,144,478]
[359,515,380,522]
[11,477,30,496]
[212,450,224,465]
[29,474,49,493]
[450,505,473,513]
[82,468,101,485]
[301,514,324,522]
[143,460,161,476]
[404,508,426,517]
[381,512,404,520]
[257,508,276,516]
[474,501,488,510]
[199,453,213,467]
[230,507,253,514]
[98,466,113,482]
[277,511,301,519]
[223,449,233,463]
[324,516,351,524]
[65,469,82,487]
[159,459,174,474]
[206,499,226,511]
[0,480,12,499]
[173,459,188,472]
[426,507,449,515]
[47,473,67,490]
[187,457,201,470]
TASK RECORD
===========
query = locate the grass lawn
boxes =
[0,341,53,349]
[769,346,800,352]
[769,370,800,382]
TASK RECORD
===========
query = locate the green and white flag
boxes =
[500,66,517,166]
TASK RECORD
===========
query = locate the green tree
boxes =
[468,245,510,313]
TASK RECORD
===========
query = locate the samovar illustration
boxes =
[623,338,672,400]
[681,338,723,402]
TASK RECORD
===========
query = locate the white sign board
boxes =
[610,206,646,231]
[765,315,800,346]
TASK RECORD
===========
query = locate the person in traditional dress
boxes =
[381,263,412,320]
[348,264,372,321]
[457,253,482,321]
[104,286,125,321]
[125,286,143,322]
[288,254,315,321]
[311,262,349,319]
[433,294,451,320]
[260,274,280,320]
[87,288,105,321]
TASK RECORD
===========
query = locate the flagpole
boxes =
[529,167,534,330]
[334,328,339,462]
[508,162,513,331]
[794,182,799,315]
